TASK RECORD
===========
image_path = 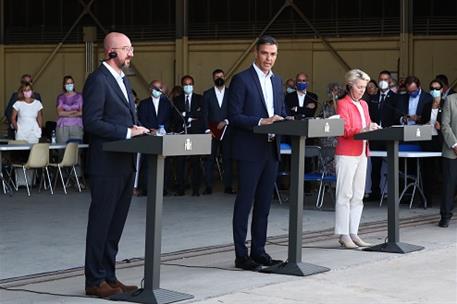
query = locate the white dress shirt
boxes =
[297,91,306,108]
[102,62,131,138]
[253,63,274,118]
[214,86,225,108]
[152,96,160,115]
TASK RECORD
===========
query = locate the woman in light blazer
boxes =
[335,69,380,248]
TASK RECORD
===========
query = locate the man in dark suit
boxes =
[229,36,286,271]
[137,80,173,195]
[173,75,208,196]
[202,69,235,195]
[284,72,318,119]
[397,76,433,126]
[4,74,42,139]
[366,70,398,200]
[82,32,149,298]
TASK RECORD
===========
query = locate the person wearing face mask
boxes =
[365,70,398,201]
[202,69,235,195]
[335,69,380,249]
[284,72,318,119]
[417,79,446,207]
[55,75,84,144]
[136,80,173,196]
[173,75,208,196]
[285,78,295,95]
[4,74,43,139]
[435,74,456,103]
[398,76,433,126]
[10,82,43,144]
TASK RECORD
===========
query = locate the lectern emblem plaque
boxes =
[416,128,421,137]
[184,138,192,151]
[324,122,330,133]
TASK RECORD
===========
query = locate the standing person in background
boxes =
[284,72,318,119]
[11,82,43,144]
[335,69,379,249]
[398,76,433,125]
[203,69,235,195]
[4,74,42,139]
[173,75,208,196]
[285,78,295,94]
[435,74,456,102]
[229,35,285,271]
[83,32,149,298]
[439,92,457,228]
[55,75,84,144]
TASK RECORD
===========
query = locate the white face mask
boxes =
[378,80,389,91]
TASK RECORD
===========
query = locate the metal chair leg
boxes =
[72,166,81,192]
[22,167,30,196]
[45,167,53,195]
[58,166,67,194]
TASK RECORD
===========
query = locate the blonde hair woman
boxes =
[335,69,379,248]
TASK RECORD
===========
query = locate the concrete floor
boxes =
[0,186,455,304]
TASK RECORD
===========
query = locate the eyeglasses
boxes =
[112,46,134,53]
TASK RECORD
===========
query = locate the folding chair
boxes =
[49,142,81,194]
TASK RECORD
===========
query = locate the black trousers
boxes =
[204,137,233,189]
[176,156,202,193]
[441,157,457,219]
[85,172,134,287]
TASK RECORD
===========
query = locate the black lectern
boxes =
[254,119,343,276]
[104,134,211,304]
[355,125,432,253]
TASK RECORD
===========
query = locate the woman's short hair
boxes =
[344,69,370,86]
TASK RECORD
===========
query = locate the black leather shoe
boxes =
[203,187,212,195]
[438,218,450,228]
[192,191,200,197]
[224,187,236,194]
[235,256,261,271]
[251,253,283,266]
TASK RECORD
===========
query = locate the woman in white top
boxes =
[11,82,43,144]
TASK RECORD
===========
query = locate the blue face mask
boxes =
[296,82,308,91]
[65,83,74,92]
[286,87,295,94]
[151,89,162,98]
[409,89,420,98]
[430,89,441,99]
[183,85,193,95]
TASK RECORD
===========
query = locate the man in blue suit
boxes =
[82,32,149,298]
[137,80,173,195]
[202,69,235,195]
[229,36,286,271]
[397,76,433,125]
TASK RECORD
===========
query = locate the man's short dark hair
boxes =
[379,70,391,77]
[255,35,278,51]
[404,75,421,88]
[181,75,194,85]
[212,69,224,77]
[435,74,449,86]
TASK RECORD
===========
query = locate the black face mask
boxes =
[214,78,225,87]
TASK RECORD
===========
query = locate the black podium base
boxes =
[109,288,193,304]
[363,242,424,254]
[260,262,330,277]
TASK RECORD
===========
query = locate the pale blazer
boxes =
[441,93,457,159]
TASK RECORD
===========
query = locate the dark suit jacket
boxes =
[203,86,229,124]
[137,95,172,130]
[397,90,433,123]
[367,90,398,127]
[173,93,206,134]
[284,91,318,118]
[228,65,286,161]
[82,64,137,176]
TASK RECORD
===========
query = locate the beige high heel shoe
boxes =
[338,235,358,249]
[350,234,372,247]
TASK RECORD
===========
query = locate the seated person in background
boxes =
[4,74,42,139]
[137,80,173,196]
[56,75,84,144]
[172,75,209,196]
[285,72,318,119]
[11,82,43,144]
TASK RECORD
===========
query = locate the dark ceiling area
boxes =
[3,0,457,44]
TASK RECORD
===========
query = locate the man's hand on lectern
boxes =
[131,125,150,137]
[260,115,284,125]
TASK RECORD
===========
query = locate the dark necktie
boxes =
[378,94,386,124]
[185,95,190,113]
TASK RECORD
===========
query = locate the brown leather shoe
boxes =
[108,280,138,293]
[85,281,122,298]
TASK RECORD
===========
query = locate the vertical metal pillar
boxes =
[175,0,188,85]
[83,26,96,78]
[399,0,413,79]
